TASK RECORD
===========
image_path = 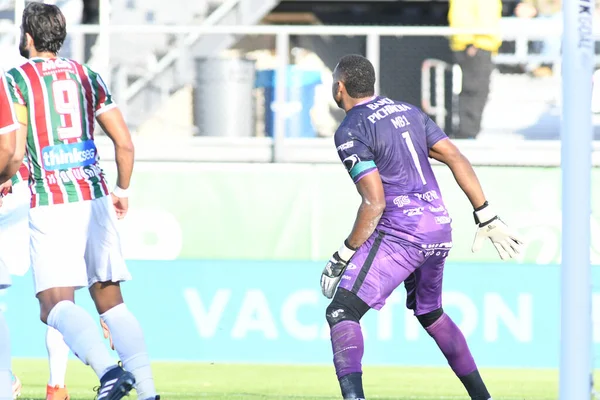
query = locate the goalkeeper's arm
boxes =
[428,138,486,209]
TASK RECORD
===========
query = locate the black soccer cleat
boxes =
[95,366,136,400]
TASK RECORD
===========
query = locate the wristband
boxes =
[112,186,130,198]
[337,240,357,262]
[344,239,358,251]
[473,201,496,225]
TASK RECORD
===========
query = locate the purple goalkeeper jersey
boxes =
[334,96,452,245]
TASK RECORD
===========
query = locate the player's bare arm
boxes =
[346,170,386,249]
[320,169,385,299]
[97,108,134,219]
[97,108,134,190]
[429,137,525,260]
[428,138,486,209]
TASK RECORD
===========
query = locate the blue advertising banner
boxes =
[0,261,595,368]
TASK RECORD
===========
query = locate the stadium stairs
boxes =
[108,0,279,132]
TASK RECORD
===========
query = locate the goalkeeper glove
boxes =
[320,240,356,299]
[472,201,525,260]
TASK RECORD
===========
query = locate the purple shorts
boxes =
[338,230,451,315]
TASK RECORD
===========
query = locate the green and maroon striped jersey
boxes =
[6,57,114,207]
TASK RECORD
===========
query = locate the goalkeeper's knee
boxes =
[325,288,370,328]
[416,307,444,329]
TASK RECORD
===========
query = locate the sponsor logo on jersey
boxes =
[45,164,103,185]
[403,207,424,217]
[42,140,97,171]
[421,242,453,250]
[414,190,439,202]
[429,205,446,213]
[423,249,450,258]
[343,154,361,172]
[435,216,452,225]
[393,195,410,208]
[41,58,73,74]
[337,141,354,152]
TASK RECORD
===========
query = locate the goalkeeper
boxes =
[320,54,524,400]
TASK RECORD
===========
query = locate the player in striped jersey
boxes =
[7,3,158,400]
[0,69,20,400]
[0,154,71,400]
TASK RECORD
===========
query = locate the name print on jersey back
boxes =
[365,97,413,124]
[334,96,453,245]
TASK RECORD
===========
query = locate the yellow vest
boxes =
[448,0,503,53]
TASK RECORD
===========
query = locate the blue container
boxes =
[255,67,322,138]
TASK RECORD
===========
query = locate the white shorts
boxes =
[0,181,31,289]
[29,195,132,294]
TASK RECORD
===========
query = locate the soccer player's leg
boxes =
[0,264,12,400]
[406,254,492,400]
[86,195,158,400]
[328,231,420,399]
[0,308,12,400]
[1,181,32,278]
[8,185,73,399]
[30,201,132,400]
[45,327,70,399]
[326,288,370,400]
[0,181,30,399]
[10,372,21,400]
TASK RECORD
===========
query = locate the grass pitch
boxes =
[12,359,571,399]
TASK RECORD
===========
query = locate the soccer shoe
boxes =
[46,384,70,400]
[94,366,135,400]
[11,372,21,399]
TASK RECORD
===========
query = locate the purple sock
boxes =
[330,320,364,380]
[425,313,477,377]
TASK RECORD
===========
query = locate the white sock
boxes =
[47,301,116,379]
[46,326,70,387]
[101,303,156,399]
[0,311,12,400]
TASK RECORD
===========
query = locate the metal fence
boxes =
[1,8,600,165]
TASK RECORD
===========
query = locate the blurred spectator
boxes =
[448,0,502,139]
[514,0,561,77]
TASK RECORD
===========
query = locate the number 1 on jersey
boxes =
[52,79,83,140]
[401,131,427,185]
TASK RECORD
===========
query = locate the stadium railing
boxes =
[0,21,599,166]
